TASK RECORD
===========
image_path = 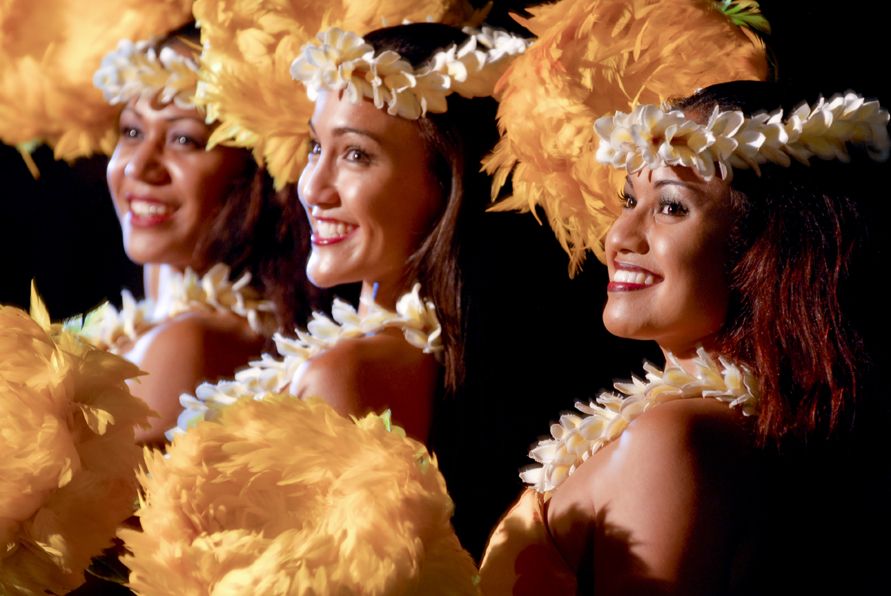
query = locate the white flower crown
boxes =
[594,92,890,180]
[290,26,530,120]
[93,38,200,109]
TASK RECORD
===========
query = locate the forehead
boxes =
[630,165,731,207]
[309,91,425,149]
[123,95,205,122]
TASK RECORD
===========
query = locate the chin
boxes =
[306,267,349,290]
[602,303,641,340]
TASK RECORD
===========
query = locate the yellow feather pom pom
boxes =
[488,0,768,271]
[0,297,151,593]
[121,395,479,594]
[0,0,193,161]
[193,0,478,189]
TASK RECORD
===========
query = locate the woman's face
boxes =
[602,165,735,356]
[106,96,249,269]
[297,91,443,290]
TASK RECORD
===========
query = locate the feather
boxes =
[488,0,768,271]
[122,396,479,594]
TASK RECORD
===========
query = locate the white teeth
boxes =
[315,220,357,239]
[130,200,173,217]
[613,269,657,285]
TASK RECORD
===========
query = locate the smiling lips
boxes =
[311,217,358,246]
[608,263,662,292]
[128,196,175,227]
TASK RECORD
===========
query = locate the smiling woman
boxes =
[603,168,735,357]
[478,1,890,590]
[177,22,529,444]
[106,98,250,269]
[300,94,443,306]
[79,24,322,445]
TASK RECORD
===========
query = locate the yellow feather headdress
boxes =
[0,0,193,162]
[193,0,483,189]
[486,0,768,271]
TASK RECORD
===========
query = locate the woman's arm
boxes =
[547,398,760,595]
[290,328,439,442]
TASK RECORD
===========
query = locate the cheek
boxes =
[106,153,127,213]
[670,238,731,326]
[177,156,243,215]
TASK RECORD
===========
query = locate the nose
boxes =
[123,137,169,185]
[605,207,649,257]
[298,154,338,209]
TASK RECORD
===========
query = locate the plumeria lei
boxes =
[521,348,760,493]
[93,37,201,109]
[173,283,442,437]
[290,26,530,120]
[595,92,890,181]
[76,263,276,353]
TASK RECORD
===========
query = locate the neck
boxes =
[143,264,161,302]
[359,278,404,315]
[152,264,188,313]
[659,334,724,374]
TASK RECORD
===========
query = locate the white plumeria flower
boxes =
[291,26,528,120]
[595,93,889,180]
[523,347,760,493]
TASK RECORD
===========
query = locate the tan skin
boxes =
[292,91,443,441]
[106,93,264,444]
[489,166,763,594]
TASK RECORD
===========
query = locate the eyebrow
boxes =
[654,179,697,189]
[308,121,383,144]
[120,107,204,124]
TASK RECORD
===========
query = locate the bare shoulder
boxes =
[547,399,761,593]
[142,311,263,372]
[125,312,264,443]
[620,398,752,465]
[293,328,439,440]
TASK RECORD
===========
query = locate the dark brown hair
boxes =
[364,24,502,391]
[674,81,887,443]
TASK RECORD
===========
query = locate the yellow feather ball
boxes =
[121,395,479,594]
[0,295,150,593]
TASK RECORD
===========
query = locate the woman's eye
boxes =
[120,126,141,140]
[344,147,371,163]
[171,134,201,148]
[308,140,321,156]
[618,191,636,209]
[657,199,688,217]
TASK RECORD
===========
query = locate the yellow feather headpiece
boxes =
[486,0,769,271]
[0,0,194,162]
[192,0,484,189]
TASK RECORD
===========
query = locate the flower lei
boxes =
[595,92,891,181]
[93,38,200,109]
[172,283,443,437]
[521,348,760,493]
[76,263,276,353]
[290,26,530,120]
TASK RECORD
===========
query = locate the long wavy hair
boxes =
[363,23,502,392]
[673,80,888,444]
